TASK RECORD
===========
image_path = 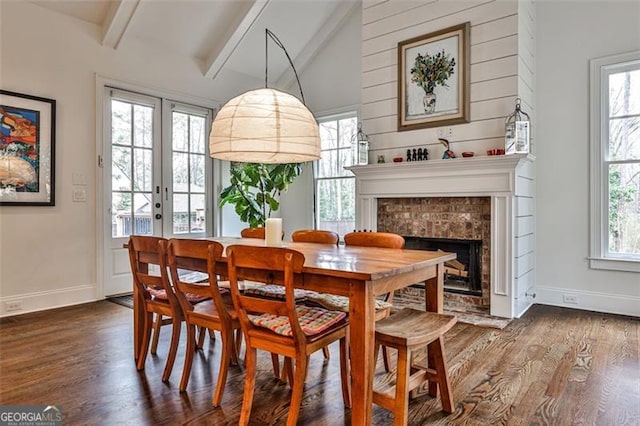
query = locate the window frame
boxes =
[589,50,640,272]
[314,110,359,236]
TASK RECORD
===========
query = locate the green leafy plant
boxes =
[410,50,456,94]
[219,162,302,227]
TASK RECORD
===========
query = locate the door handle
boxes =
[155,214,162,220]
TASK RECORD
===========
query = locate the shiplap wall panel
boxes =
[361,0,535,162]
[362,1,516,55]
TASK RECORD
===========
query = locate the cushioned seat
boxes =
[249,305,346,337]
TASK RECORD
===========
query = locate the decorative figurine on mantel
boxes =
[406,147,429,162]
[439,138,455,159]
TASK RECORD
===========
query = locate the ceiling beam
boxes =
[276,1,360,92]
[102,0,140,49]
[202,0,270,80]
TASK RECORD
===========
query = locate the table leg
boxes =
[424,262,444,314]
[425,262,445,396]
[349,282,375,425]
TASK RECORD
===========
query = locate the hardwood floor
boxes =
[0,302,638,425]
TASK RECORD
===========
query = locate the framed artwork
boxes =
[0,90,56,206]
[397,22,470,131]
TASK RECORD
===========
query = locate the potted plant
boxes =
[219,162,302,227]
[410,49,456,113]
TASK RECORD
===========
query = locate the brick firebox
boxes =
[377,197,491,307]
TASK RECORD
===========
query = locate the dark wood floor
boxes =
[0,302,638,425]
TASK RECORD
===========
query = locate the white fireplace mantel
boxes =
[347,154,536,319]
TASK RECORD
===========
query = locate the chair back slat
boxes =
[291,229,339,245]
[166,239,226,317]
[128,236,173,301]
[240,227,266,239]
[344,232,405,249]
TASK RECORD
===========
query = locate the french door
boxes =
[102,88,213,296]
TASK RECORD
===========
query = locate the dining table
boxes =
[131,236,456,425]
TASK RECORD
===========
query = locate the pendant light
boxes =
[209,29,320,164]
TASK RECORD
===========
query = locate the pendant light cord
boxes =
[265,28,306,105]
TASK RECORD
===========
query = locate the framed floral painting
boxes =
[397,22,470,131]
[0,90,56,206]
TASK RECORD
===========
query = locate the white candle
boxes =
[265,218,282,246]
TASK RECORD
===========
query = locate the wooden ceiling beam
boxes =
[102,0,140,49]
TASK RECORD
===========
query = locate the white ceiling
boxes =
[28,0,359,88]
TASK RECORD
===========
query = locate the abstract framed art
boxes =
[0,90,56,206]
[397,22,470,131]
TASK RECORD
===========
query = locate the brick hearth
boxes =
[378,197,491,306]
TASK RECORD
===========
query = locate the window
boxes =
[315,113,357,237]
[589,51,640,272]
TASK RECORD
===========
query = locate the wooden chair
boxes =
[342,231,405,371]
[226,244,351,426]
[291,229,339,360]
[373,308,457,425]
[165,239,241,407]
[127,236,182,382]
[291,229,339,245]
[240,227,266,239]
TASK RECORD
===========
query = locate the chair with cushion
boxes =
[373,308,457,425]
[166,238,241,407]
[128,235,183,382]
[291,228,340,360]
[226,244,351,426]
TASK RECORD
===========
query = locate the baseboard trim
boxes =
[535,286,640,317]
[0,284,98,318]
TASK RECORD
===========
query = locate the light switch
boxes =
[72,173,86,185]
[72,188,87,202]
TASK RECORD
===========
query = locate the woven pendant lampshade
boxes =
[209,88,320,164]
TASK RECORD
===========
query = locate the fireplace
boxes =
[347,154,536,318]
[403,237,482,296]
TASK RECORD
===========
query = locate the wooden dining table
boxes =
[131,236,455,425]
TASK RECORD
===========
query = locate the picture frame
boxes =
[0,90,56,206]
[397,22,470,131]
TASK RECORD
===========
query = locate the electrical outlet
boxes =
[5,300,23,311]
[562,294,578,304]
[437,127,453,138]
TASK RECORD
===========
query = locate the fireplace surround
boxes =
[348,154,535,318]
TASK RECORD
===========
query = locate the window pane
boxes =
[173,194,189,234]
[318,149,337,178]
[173,112,189,151]
[112,146,131,191]
[340,178,356,221]
[111,100,131,146]
[317,177,355,237]
[190,154,205,192]
[609,117,640,161]
[320,121,337,149]
[173,152,189,192]
[338,117,357,148]
[111,192,131,237]
[133,105,153,148]
[190,116,206,153]
[191,194,206,232]
[133,193,153,235]
[338,147,354,176]
[609,69,640,117]
[608,163,640,257]
[133,148,152,192]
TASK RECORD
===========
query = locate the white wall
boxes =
[0,1,261,315]
[535,0,640,316]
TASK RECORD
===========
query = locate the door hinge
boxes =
[98,155,104,168]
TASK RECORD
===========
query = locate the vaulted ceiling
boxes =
[29,0,359,88]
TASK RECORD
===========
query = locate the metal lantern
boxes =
[504,98,530,155]
[352,122,370,165]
